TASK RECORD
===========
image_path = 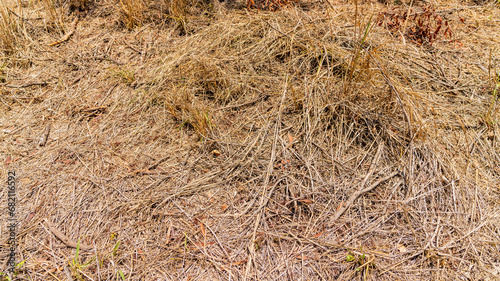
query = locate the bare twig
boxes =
[331,142,398,222]
[38,123,51,147]
[44,219,92,250]
[48,16,79,46]
[245,82,288,280]
[1,82,48,88]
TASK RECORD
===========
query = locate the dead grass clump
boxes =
[116,0,146,29]
[143,7,442,153]
[164,0,189,18]
[0,1,84,56]
[110,0,212,32]
[68,0,88,12]
[0,4,27,55]
[150,11,352,102]
[39,0,67,31]
[107,66,136,85]
[247,0,296,11]
[166,87,214,136]
[163,0,192,35]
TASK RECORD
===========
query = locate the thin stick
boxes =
[38,123,52,147]
[332,171,398,221]
[245,80,287,280]
[1,82,48,88]
[44,219,92,250]
[332,142,397,222]
[204,220,230,258]
[48,16,79,46]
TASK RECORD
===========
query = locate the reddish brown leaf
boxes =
[199,221,206,239]
[296,255,317,260]
[193,242,214,247]
[336,201,343,212]
[4,156,11,166]
[230,260,247,266]
[313,231,324,238]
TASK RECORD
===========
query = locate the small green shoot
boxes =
[178,119,190,130]
[98,240,122,269]
[15,260,25,269]
[73,239,81,266]
[0,62,7,83]
[117,270,126,280]
[345,248,373,279]
[70,239,95,280]
[343,14,374,95]
[0,260,25,280]
[112,240,121,257]
[109,67,135,85]
[0,272,12,281]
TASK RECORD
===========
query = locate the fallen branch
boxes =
[332,172,399,221]
[7,8,41,30]
[93,56,124,65]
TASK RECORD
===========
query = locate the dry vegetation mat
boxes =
[1,0,500,279]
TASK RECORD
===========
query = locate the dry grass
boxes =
[117,0,146,29]
[0,3,27,55]
[1,0,499,280]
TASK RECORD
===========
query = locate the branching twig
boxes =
[245,82,288,280]
[331,142,398,222]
